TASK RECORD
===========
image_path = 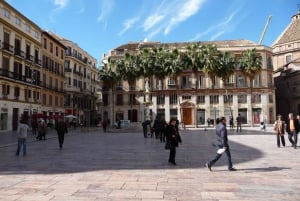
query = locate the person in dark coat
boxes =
[142,120,151,138]
[165,117,182,165]
[56,119,68,149]
[285,113,299,149]
[205,116,236,171]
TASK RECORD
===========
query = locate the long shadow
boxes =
[0,129,270,174]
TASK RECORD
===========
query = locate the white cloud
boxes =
[164,0,205,35]
[53,0,69,10]
[97,0,115,23]
[141,0,205,38]
[118,17,140,36]
[143,14,165,31]
[190,9,239,41]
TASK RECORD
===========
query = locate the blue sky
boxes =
[6,0,297,66]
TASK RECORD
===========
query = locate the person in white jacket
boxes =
[16,118,29,156]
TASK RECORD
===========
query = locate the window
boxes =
[169,93,177,105]
[286,55,292,64]
[44,38,47,49]
[34,31,39,39]
[14,87,20,98]
[2,85,10,95]
[50,42,53,53]
[49,95,52,106]
[25,24,31,33]
[197,95,205,104]
[267,56,273,70]
[197,75,204,89]
[129,94,136,105]
[237,75,246,87]
[170,109,178,119]
[168,77,176,85]
[253,74,261,87]
[182,95,191,100]
[55,96,58,106]
[3,9,10,18]
[252,94,261,103]
[238,94,247,103]
[157,93,165,105]
[269,94,273,103]
[116,94,123,105]
[103,94,109,106]
[209,95,219,104]
[224,94,233,104]
[181,75,190,89]
[43,94,46,105]
[15,17,21,26]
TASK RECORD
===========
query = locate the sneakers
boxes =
[205,163,212,171]
[228,167,237,171]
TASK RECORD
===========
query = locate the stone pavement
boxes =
[0,126,299,201]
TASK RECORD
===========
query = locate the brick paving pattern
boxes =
[0,126,299,201]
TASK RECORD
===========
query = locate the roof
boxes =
[113,39,258,51]
[272,11,300,46]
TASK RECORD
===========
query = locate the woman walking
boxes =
[274,115,285,147]
[165,117,182,165]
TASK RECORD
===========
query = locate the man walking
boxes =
[16,117,29,156]
[286,113,299,149]
[205,116,236,171]
[56,118,68,149]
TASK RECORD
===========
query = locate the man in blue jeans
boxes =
[286,113,299,149]
[205,116,236,171]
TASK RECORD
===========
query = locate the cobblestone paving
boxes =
[0,127,299,201]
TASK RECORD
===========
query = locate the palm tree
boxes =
[99,58,122,125]
[186,42,205,89]
[201,44,220,125]
[239,48,263,126]
[202,44,220,88]
[215,51,235,118]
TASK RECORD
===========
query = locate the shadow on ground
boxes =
[0,129,273,174]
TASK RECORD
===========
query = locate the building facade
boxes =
[40,31,66,120]
[273,10,300,117]
[0,1,100,131]
[50,33,99,126]
[0,1,43,131]
[102,40,276,127]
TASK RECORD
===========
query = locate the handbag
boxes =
[165,140,172,150]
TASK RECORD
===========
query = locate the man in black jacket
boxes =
[205,116,236,171]
[56,119,68,149]
[286,113,299,149]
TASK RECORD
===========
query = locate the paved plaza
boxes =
[0,126,299,201]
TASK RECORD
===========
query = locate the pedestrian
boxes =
[31,119,38,136]
[274,114,285,148]
[236,113,242,132]
[37,119,47,140]
[142,120,151,138]
[16,117,29,156]
[55,118,68,149]
[207,118,211,127]
[229,116,234,131]
[102,119,108,132]
[165,117,182,165]
[285,113,299,149]
[205,116,236,171]
[160,119,167,142]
